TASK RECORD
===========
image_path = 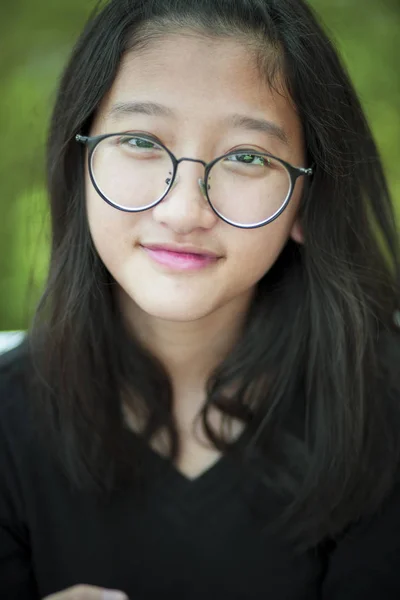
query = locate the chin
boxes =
[140,304,213,323]
[119,286,220,323]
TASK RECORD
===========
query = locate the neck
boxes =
[119,290,253,414]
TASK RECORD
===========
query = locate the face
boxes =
[86,34,306,326]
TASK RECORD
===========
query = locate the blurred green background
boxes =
[0,0,399,331]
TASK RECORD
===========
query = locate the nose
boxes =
[151,160,218,234]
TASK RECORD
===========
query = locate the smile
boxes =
[141,245,220,271]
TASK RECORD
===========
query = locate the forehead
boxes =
[95,34,303,150]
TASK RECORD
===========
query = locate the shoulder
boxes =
[0,339,29,402]
[321,328,400,596]
[322,476,400,597]
[0,338,29,381]
[0,343,36,517]
[0,340,35,447]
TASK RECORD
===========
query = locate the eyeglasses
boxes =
[76,132,313,229]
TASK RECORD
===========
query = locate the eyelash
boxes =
[116,131,273,159]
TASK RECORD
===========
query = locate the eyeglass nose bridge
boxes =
[167,156,209,198]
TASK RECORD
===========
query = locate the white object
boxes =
[0,331,25,354]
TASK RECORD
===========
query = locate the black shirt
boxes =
[1,346,400,600]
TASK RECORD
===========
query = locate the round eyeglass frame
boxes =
[76,132,314,230]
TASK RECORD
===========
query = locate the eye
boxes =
[225,153,272,167]
[118,135,162,151]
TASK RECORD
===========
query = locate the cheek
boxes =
[229,223,293,283]
[86,189,135,268]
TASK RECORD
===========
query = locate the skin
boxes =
[86,33,306,432]
[43,585,127,599]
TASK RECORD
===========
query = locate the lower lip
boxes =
[142,247,218,271]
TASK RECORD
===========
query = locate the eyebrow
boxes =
[108,101,290,146]
[226,114,289,146]
[108,101,174,119]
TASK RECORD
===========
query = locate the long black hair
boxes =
[26,0,400,554]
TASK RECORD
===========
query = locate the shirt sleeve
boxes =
[321,479,400,599]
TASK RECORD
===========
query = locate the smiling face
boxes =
[85,33,306,326]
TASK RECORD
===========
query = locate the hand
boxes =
[43,584,128,600]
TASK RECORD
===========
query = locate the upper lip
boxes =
[141,243,220,258]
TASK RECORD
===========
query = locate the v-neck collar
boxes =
[139,424,253,513]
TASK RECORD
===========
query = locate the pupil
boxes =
[239,154,254,163]
[133,138,153,148]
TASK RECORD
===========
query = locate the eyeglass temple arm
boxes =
[299,165,314,176]
[76,134,89,144]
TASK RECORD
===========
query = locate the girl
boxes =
[1,0,400,598]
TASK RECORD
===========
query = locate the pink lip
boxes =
[142,246,219,271]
